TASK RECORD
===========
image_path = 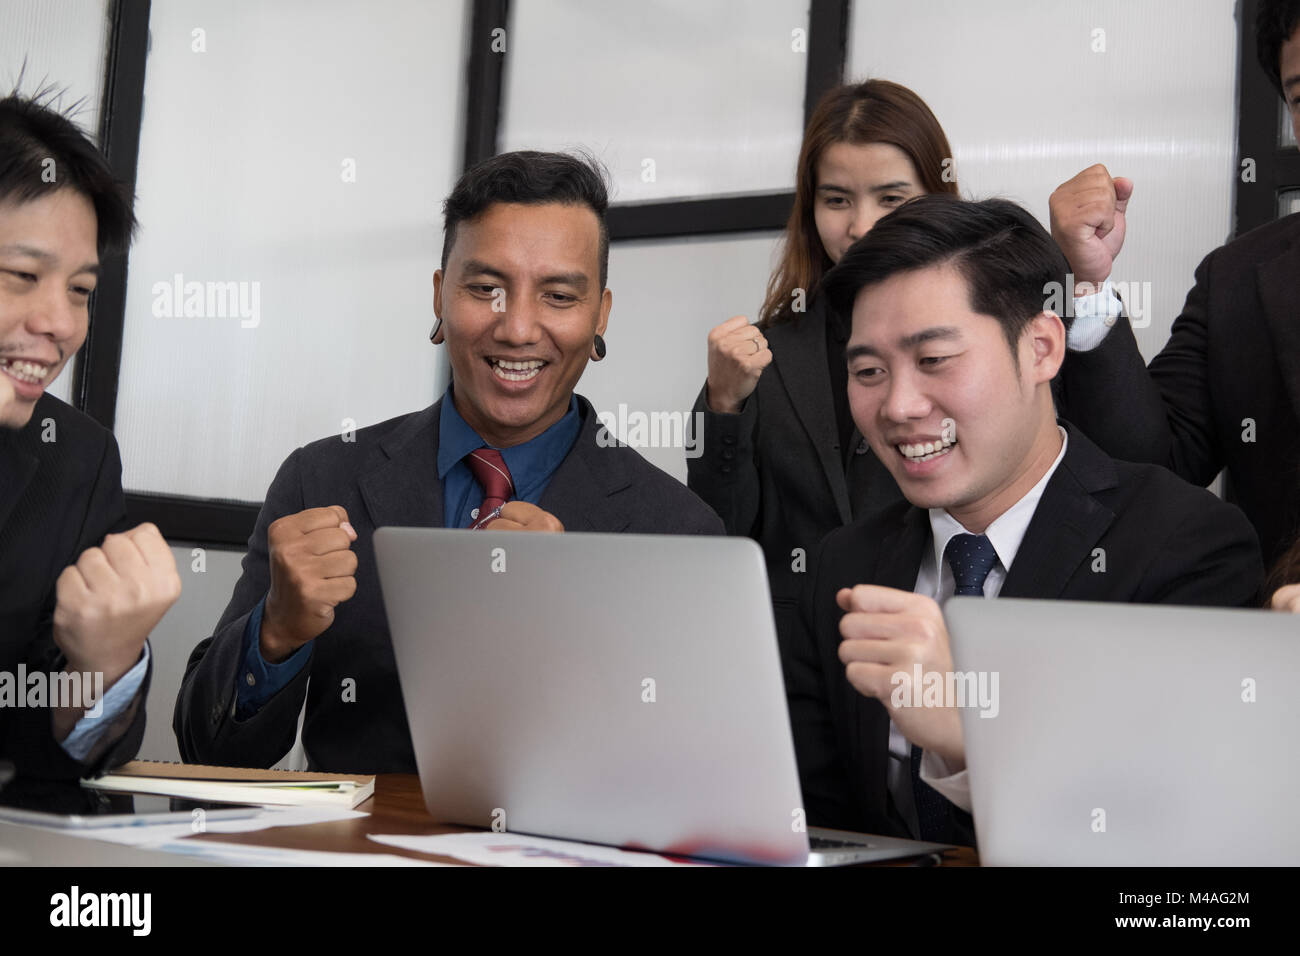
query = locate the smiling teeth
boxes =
[0,359,49,384]
[898,435,956,461]
[491,358,543,382]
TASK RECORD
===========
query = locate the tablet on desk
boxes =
[0,792,260,829]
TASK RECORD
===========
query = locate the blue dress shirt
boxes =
[60,643,151,762]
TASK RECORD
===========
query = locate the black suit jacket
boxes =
[1059,212,1300,566]
[781,422,1262,845]
[0,394,149,781]
[174,394,723,773]
[689,295,1172,618]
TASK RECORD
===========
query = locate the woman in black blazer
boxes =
[687,80,959,618]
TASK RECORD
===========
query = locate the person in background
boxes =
[0,90,180,782]
[687,80,955,630]
[687,78,1155,631]
[1046,0,1300,570]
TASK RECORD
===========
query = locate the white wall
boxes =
[138,546,244,762]
[582,233,783,481]
[848,0,1240,359]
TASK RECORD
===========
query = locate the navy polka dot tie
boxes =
[943,533,999,597]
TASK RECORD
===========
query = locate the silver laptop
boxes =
[375,527,951,866]
[946,596,1300,865]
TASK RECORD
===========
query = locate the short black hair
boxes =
[1257,0,1300,98]
[0,87,136,258]
[440,150,610,289]
[821,194,1072,360]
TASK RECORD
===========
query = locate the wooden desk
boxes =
[191,774,979,866]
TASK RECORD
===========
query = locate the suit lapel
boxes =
[871,506,931,590]
[1258,238,1300,422]
[1000,425,1118,599]
[539,396,632,533]
[357,402,445,531]
[770,310,853,524]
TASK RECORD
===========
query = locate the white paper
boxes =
[146,840,448,867]
[368,832,712,867]
[16,806,368,847]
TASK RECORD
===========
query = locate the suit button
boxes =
[722,449,735,461]
[855,439,870,455]
[721,465,733,474]
[723,435,736,445]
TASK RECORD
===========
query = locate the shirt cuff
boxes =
[918,747,973,814]
[235,595,311,719]
[60,643,151,763]
[1066,278,1124,352]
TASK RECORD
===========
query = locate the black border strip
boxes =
[462,0,510,171]
[607,192,794,241]
[72,0,150,430]
[126,493,258,549]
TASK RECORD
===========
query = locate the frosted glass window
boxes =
[501,0,807,204]
[114,0,465,501]
[580,233,782,482]
[1,0,110,406]
[848,0,1238,361]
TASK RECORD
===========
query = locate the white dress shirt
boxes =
[1065,280,1125,352]
[887,427,1070,821]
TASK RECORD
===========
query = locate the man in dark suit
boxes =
[174,151,722,773]
[1046,1,1300,570]
[1,92,180,782]
[783,195,1262,846]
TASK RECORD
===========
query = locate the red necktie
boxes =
[464,448,514,529]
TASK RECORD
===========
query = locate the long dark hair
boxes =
[759,79,957,329]
[1266,534,1300,600]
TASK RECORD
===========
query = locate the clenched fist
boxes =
[836,584,965,767]
[53,522,182,689]
[1048,164,1133,292]
[260,506,358,662]
[705,315,772,414]
[481,501,564,532]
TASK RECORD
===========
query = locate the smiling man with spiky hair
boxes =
[0,90,180,782]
